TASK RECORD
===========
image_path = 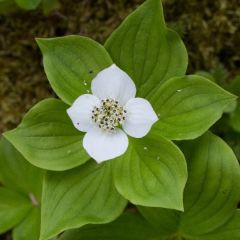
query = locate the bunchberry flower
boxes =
[67,64,158,162]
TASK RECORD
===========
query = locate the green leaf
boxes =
[141,207,180,237]
[112,132,187,210]
[224,131,240,161]
[58,211,160,240]
[228,75,240,95]
[0,0,18,14]
[0,187,31,234]
[105,0,187,98]
[194,71,216,82]
[230,103,240,132]
[40,160,127,240]
[180,133,240,235]
[0,138,42,237]
[3,98,90,171]
[194,210,240,240]
[0,138,44,200]
[37,36,112,105]
[139,132,240,239]
[13,207,40,240]
[15,0,41,10]
[151,75,237,140]
[41,0,60,14]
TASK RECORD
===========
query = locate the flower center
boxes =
[91,98,127,132]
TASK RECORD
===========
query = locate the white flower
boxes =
[67,64,158,163]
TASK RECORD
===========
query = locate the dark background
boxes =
[0,0,240,237]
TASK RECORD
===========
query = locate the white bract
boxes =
[67,64,158,163]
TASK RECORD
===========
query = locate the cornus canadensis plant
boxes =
[67,64,158,162]
[2,0,240,239]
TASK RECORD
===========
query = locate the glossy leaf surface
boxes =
[113,133,187,210]
[4,98,90,171]
[37,36,112,105]
[105,0,188,98]
[40,161,127,240]
[151,75,236,140]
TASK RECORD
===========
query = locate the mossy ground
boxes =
[0,0,240,238]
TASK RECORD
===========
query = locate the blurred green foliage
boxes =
[0,0,59,13]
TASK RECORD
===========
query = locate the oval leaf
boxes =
[3,98,90,171]
[15,0,41,10]
[151,75,237,140]
[230,103,240,132]
[0,187,31,234]
[139,132,240,239]
[180,132,240,235]
[112,132,187,210]
[0,138,44,199]
[105,0,188,97]
[195,210,240,240]
[13,207,40,240]
[40,160,127,240]
[37,36,112,105]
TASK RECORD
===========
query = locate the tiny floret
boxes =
[67,64,158,163]
[91,98,127,132]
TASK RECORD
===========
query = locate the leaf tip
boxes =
[2,130,13,143]
[35,38,49,52]
[170,191,185,212]
[177,203,184,212]
[226,90,238,100]
[169,196,184,212]
[2,129,21,155]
